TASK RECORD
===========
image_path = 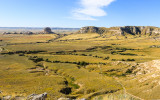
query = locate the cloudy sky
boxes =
[0,0,160,27]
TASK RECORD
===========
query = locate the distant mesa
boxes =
[78,26,160,36]
[2,27,56,35]
[44,27,55,34]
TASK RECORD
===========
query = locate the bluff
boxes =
[78,26,160,36]
[44,27,55,34]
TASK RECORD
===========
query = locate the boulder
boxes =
[2,95,12,100]
[27,92,47,100]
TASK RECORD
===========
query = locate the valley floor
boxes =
[0,33,160,100]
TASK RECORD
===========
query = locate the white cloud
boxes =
[72,0,115,20]
[72,11,97,20]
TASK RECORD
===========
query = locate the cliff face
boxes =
[79,26,99,33]
[121,26,160,36]
[78,26,160,36]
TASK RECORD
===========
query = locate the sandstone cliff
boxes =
[78,26,160,36]
[79,26,99,33]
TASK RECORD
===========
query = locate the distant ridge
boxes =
[78,26,160,37]
[0,27,80,30]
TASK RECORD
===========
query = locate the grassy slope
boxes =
[0,55,67,99]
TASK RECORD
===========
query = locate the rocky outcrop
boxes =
[44,27,55,34]
[78,26,160,36]
[133,60,160,75]
[121,26,160,35]
[2,95,12,100]
[0,92,47,100]
[27,92,47,100]
[121,26,142,35]
[79,26,99,33]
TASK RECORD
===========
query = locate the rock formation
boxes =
[79,26,99,33]
[44,27,54,34]
[2,95,12,100]
[78,26,160,36]
[0,92,47,100]
[27,92,47,100]
[121,26,160,35]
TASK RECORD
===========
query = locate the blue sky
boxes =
[0,0,160,28]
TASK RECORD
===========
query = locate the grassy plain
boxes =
[0,33,160,99]
[0,34,57,43]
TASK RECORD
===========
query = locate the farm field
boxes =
[0,32,160,100]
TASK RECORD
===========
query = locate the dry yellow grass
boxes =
[0,55,66,99]
[58,33,100,40]
[0,34,56,43]
[1,33,160,99]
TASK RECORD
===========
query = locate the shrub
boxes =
[73,50,77,52]
[126,59,135,61]
[112,59,116,61]
[119,53,137,56]
[45,59,51,62]
[126,69,133,73]
[81,54,87,56]
[34,58,44,63]
[77,61,89,66]
[104,56,110,60]
[122,59,125,61]
[111,51,117,55]
[60,87,72,95]
[28,57,44,63]
[53,61,61,63]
